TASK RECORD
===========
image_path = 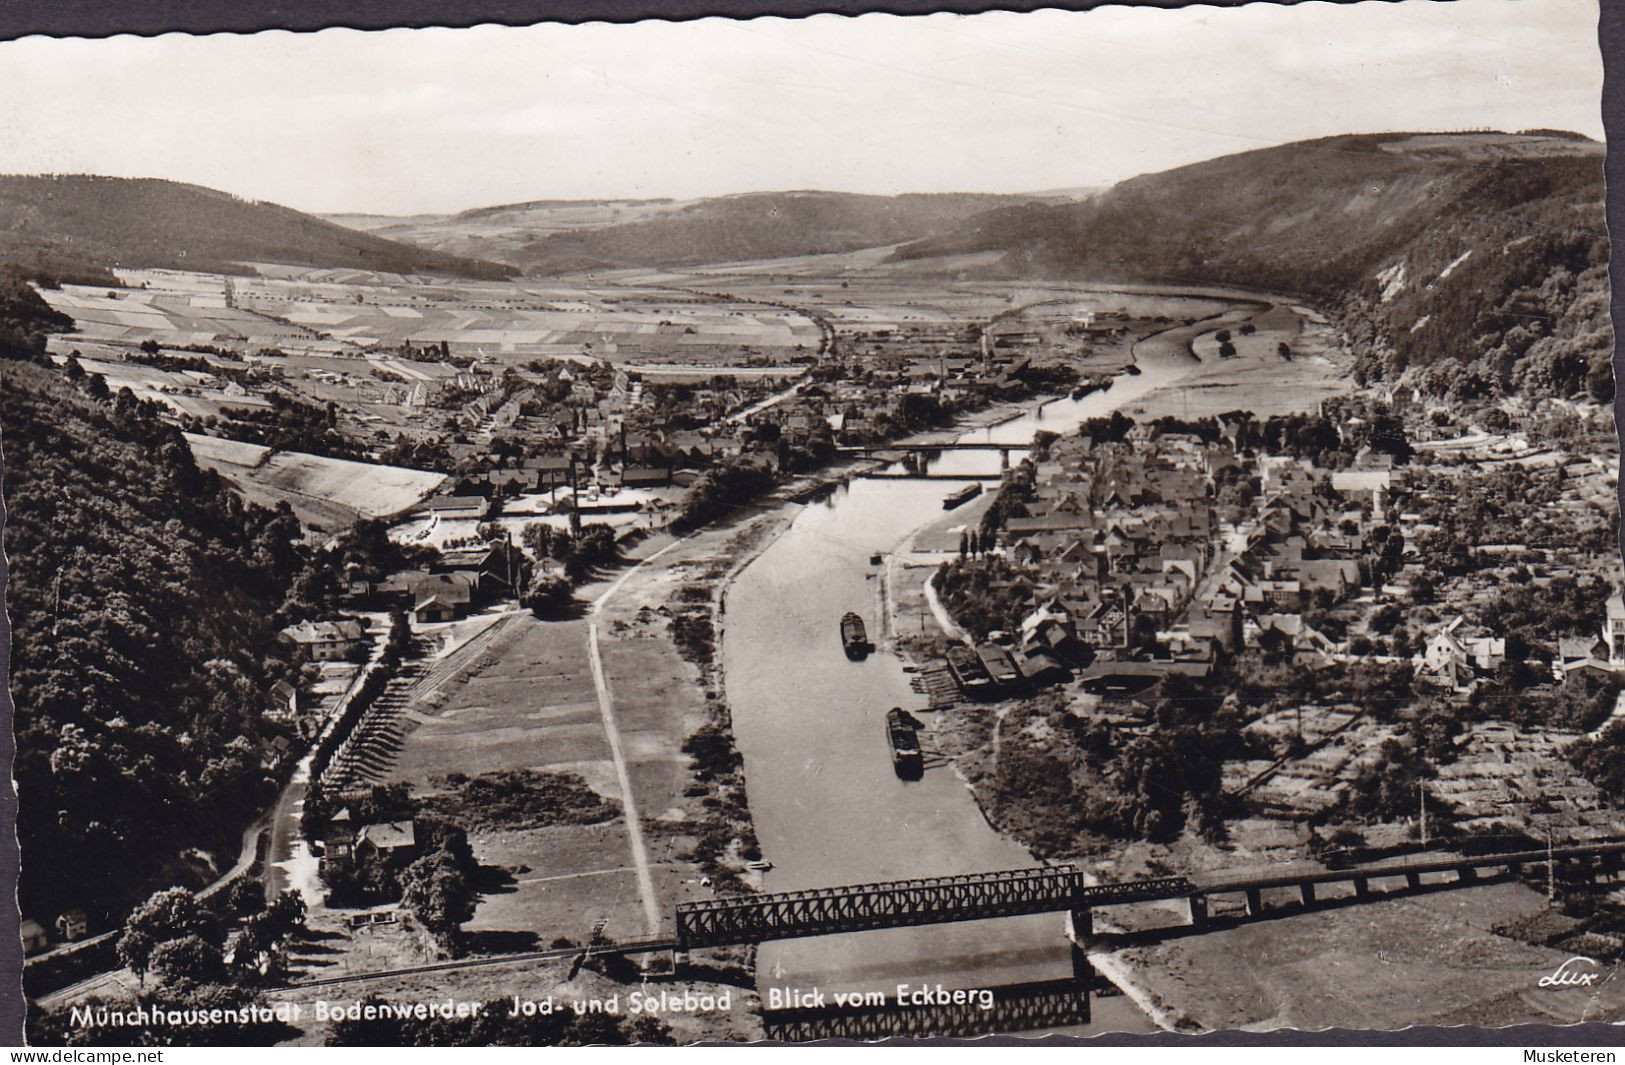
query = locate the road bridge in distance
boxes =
[836,442,1021,453]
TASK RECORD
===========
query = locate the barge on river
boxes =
[885,707,923,778]
[1070,375,1116,400]
[840,611,870,660]
[942,483,982,510]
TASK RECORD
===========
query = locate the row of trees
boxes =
[26,884,309,1044]
[670,458,777,532]
[116,885,307,990]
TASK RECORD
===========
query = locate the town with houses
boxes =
[929,393,1623,847]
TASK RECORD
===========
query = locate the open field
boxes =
[376,528,728,948]
[182,432,270,467]
[230,267,822,366]
[37,277,320,350]
[348,609,663,949]
[259,453,446,515]
[47,353,273,419]
[364,492,810,965]
[39,266,824,367]
[1090,851,1624,1031]
[190,444,446,527]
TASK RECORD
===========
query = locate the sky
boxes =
[0,0,1604,215]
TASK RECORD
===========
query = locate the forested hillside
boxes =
[0,175,518,280]
[893,132,1610,401]
[2,278,311,921]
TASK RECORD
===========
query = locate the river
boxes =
[718,297,1253,1035]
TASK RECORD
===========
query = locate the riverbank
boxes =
[1119,302,1353,421]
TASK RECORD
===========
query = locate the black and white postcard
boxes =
[1,0,1618,1047]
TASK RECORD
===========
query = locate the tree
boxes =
[400,850,477,951]
[523,570,574,614]
[150,934,227,987]
[1218,341,1238,359]
[125,887,215,948]
[227,878,263,918]
[1344,738,1434,822]
[116,929,156,986]
[267,889,307,934]
[523,521,561,561]
[384,608,412,662]
[228,894,303,981]
[1368,604,1403,636]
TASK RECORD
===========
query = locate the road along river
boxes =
[718,298,1254,1034]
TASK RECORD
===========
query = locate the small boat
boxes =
[841,612,869,660]
[942,483,982,510]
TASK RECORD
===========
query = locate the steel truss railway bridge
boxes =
[673,841,1625,952]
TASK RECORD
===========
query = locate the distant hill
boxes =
[0,175,518,280]
[894,131,1610,400]
[513,191,1050,275]
[326,197,693,266]
[338,191,1047,275]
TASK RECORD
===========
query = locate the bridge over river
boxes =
[672,840,1625,950]
[274,840,1623,1039]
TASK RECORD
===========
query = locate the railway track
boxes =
[276,935,678,993]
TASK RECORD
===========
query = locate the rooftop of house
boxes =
[357,820,416,851]
[281,618,366,645]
